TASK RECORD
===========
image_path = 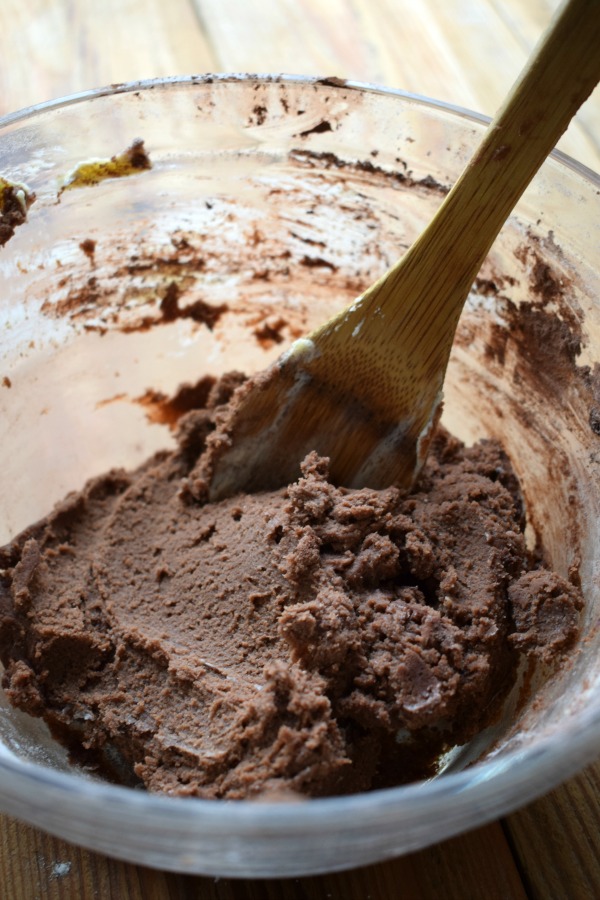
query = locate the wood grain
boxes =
[0,815,528,899]
[506,758,600,899]
[0,0,216,114]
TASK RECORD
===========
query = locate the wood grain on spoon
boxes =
[206,0,600,500]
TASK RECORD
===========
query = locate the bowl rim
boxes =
[0,72,598,184]
[0,72,598,831]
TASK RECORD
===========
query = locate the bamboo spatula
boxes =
[206,0,600,500]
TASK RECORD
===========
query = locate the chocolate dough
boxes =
[0,374,582,798]
[0,179,35,247]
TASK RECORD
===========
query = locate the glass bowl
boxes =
[0,75,598,878]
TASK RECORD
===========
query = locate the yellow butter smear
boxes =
[59,139,151,196]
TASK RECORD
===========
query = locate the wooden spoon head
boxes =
[204,297,446,500]
[204,0,600,501]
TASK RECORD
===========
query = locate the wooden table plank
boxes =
[0,815,528,899]
[506,757,600,899]
[0,0,217,114]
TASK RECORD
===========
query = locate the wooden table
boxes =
[0,2,599,897]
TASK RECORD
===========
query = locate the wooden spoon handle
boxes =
[296,0,600,489]
[206,0,600,499]
[359,0,600,343]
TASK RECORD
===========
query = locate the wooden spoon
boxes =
[205,0,600,500]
